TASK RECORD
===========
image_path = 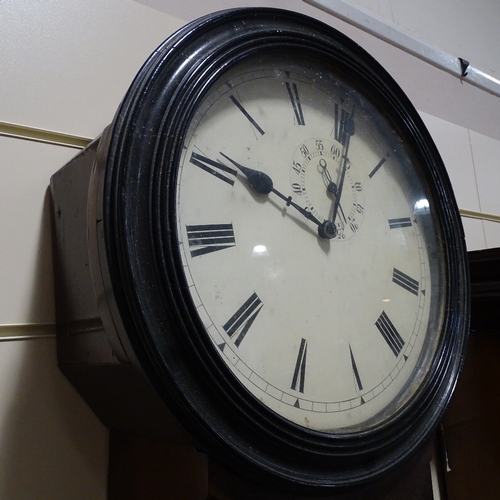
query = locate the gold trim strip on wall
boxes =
[0,205,496,342]
[460,209,500,223]
[0,121,92,149]
[0,122,499,223]
[0,323,56,342]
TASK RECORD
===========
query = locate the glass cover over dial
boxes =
[175,53,444,433]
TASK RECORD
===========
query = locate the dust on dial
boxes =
[175,54,442,433]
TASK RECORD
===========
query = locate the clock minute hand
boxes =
[219,152,324,229]
[330,108,355,226]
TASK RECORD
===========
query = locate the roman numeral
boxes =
[388,217,412,229]
[375,311,405,356]
[223,292,263,347]
[291,338,307,393]
[349,345,363,391]
[229,95,265,136]
[189,152,237,186]
[392,268,419,296]
[333,103,354,145]
[369,157,386,178]
[285,82,305,125]
[186,223,235,257]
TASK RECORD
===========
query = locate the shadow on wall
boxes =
[25,188,57,324]
[0,188,108,500]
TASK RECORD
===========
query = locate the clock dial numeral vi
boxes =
[291,338,308,393]
[223,292,263,347]
[349,345,363,391]
[186,223,236,257]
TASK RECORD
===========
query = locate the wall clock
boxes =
[50,7,469,495]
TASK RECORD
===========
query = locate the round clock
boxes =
[93,7,468,493]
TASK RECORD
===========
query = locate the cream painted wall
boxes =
[1,2,183,498]
[336,0,500,79]
[1,0,499,497]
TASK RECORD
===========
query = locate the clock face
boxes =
[175,53,444,433]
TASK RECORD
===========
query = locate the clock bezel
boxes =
[100,7,469,492]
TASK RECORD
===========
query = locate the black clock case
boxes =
[50,137,195,445]
[50,7,469,495]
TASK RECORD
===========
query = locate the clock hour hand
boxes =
[320,161,337,196]
[220,152,273,194]
[315,161,346,239]
[219,152,327,232]
[323,175,347,221]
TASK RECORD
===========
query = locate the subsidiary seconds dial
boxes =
[291,137,365,240]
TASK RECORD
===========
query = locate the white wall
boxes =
[1,2,183,498]
[1,0,499,497]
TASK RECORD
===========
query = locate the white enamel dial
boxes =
[175,55,443,433]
